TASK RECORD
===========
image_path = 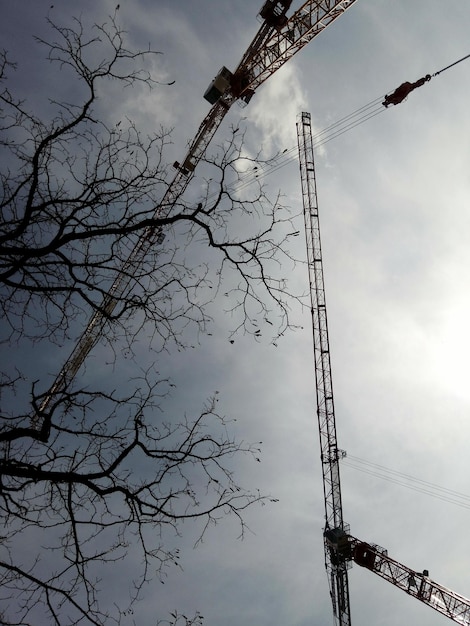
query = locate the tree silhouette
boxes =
[0,12,299,624]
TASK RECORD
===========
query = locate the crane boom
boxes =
[180,0,359,174]
[235,0,357,100]
[351,538,470,626]
[36,169,188,427]
[324,531,470,625]
[35,0,359,424]
[297,110,351,626]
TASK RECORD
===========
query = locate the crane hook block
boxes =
[382,74,431,107]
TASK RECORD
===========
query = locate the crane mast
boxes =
[35,0,358,424]
[297,111,351,626]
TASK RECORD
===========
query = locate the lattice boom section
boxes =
[353,539,470,626]
[238,0,358,96]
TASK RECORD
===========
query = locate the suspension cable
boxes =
[207,96,386,201]
[433,52,470,77]
[343,454,470,511]
[204,51,470,200]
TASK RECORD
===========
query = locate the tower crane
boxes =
[297,110,470,625]
[29,0,358,432]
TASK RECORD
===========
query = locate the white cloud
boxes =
[248,62,308,155]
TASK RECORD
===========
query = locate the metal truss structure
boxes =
[297,110,470,626]
[36,0,358,422]
[297,110,351,626]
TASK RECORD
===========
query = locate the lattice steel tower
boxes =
[297,111,352,626]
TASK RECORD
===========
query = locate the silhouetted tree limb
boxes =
[0,12,296,625]
[1,20,298,350]
[1,380,266,624]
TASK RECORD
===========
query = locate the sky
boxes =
[2,0,470,625]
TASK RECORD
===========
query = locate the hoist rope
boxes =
[343,454,470,511]
[433,52,470,77]
[204,51,470,202]
[205,96,386,201]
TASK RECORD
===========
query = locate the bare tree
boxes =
[0,16,297,352]
[157,612,205,626]
[0,377,269,625]
[0,12,298,625]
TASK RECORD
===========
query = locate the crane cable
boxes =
[342,454,470,511]
[432,51,470,77]
[216,51,470,199]
[205,95,386,202]
[200,51,470,203]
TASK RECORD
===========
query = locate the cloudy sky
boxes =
[2,0,470,625]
